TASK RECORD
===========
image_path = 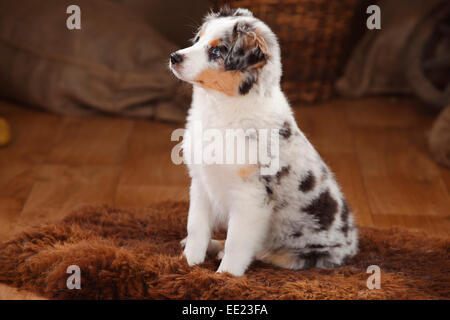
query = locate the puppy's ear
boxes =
[224,22,269,71]
[204,6,253,23]
[217,6,253,18]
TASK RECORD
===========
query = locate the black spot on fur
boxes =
[340,199,350,235]
[299,251,330,269]
[273,200,288,212]
[265,185,273,197]
[302,189,338,231]
[299,171,316,192]
[276,165,291,183]
[279,121,291,139]
[291,231,303,237]
[239,74,257,95]
[260,171,278,203]
[246,47,266,65]
[219,45,228,54]
[225,47,264,71]
[305,244,326,249]
[225,22,266,72]
[306,243,342,249]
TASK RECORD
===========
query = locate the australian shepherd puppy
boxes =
[169,7,358,276]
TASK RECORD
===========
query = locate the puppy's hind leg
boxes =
[256,250,303,269]
[256,249,340,270]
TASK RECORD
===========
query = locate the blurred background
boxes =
[0,0,449,249]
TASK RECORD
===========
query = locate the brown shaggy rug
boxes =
[0,201,449,300]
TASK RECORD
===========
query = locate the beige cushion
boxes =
[0,0,189,121]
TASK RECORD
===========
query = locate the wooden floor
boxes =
[0,97,449,243]
[0,96,449,299]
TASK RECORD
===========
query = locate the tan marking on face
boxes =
[237,165,258,179]
[199,29,205,38]
[194,68,242,96]
[209,38,221,47]
[248,60,266,70]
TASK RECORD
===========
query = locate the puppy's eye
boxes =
[209,46,222,59]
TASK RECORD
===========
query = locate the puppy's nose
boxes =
[170,52,183,65]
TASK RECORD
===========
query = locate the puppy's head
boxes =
[169,7,281,97]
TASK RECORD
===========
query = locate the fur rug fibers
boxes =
[0,201,448,300]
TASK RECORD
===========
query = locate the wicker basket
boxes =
[213,0,357,103]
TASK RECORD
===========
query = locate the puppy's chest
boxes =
[185,118,269,204]
[199,163,241,194]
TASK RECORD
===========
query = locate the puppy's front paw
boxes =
[183,242,206,266]
[217,259,246,276]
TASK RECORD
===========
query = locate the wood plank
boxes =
[293,101,354,154]
[15,164,121,232]
[117,120,190,188]
[0,104,63,190]
[0,103,64,240]
[0,103,62,166]
[426,216,450,238]
[0,163,39,201]
[0,198,22,242]
[352,127,450,217]
[116,185,189,208]
[344,97,434,129]
[47,116,134,166]
[371,214,449,237]
[439,167,450,194]
[322,153,374,227]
